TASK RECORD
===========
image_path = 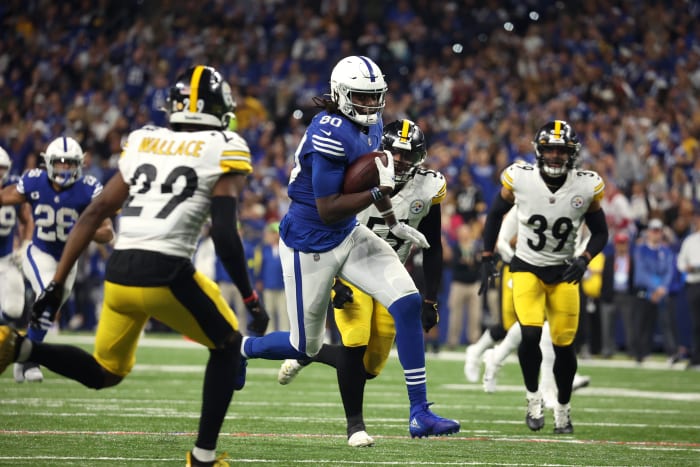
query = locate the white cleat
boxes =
[24,364,44,382]
[464,345,480,383]
[482,349,499,393]
[14,362,44,383]
[348,430,375,447]
[572,374,590,391]
[277,359,303,385]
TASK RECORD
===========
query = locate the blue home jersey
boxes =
[0,175,20,257]
[282,111,383,252]
[17,169,103,260]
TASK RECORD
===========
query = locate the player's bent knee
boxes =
[89,368,123,390]
[388,293,421,323]
[552,331,575,347]
[341,328,371,347]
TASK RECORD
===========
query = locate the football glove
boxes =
[478,255,499,296]
[390,222,430,249]
[32,280,63,331]
[332,279,354,309]
[244,292,270,336]
[375,151,395,190]
[10,240,30,271]
[421,300,439,332]
[562,255,589,284]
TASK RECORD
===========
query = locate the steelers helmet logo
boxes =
[410,199,425,214]
[570,195,584,209]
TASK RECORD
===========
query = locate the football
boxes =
[342,150,388,194]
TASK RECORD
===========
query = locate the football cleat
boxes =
[23,363,44,383]
[481,349,500,393]
[0,326,18,375]
[463,345,480,383]
[553,403,574,434]
[233,358,247,391]
[186,451,229,467]
[409,402,460,438]
[525,391,545,431]
[277,359,303,385]
[572,374,591,391]
[348,430,375,447]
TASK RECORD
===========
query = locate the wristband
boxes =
[379,208,394,218]
[243,290,259,303]
[370,186,384,201]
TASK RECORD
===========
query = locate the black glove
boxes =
[478,255,499,296]
[562,255,589,284]
[421,300,439,332]
[32,280,63,330]
[332,279,354,309]
[244,292,269,336]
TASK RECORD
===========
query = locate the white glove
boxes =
[390,222,430,249]
[10,240,30,271]
[375,150,395,190]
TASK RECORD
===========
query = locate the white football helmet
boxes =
[43,136,84,187]
[330,56,387,126]
[0,146,11,184]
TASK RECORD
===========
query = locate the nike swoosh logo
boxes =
[320,129,332,136]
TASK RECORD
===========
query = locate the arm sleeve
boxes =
[583,208,609,259]
[418,203,442,301]
[209,196,254,299]
[483,192,514,253]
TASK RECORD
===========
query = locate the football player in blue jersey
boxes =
[0,136,114,382]
[239,56,460,439]
[276,119,452,446]
[0,147,33,326]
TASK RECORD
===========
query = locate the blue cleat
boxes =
[409,402,460,438]
[233,357,247,390]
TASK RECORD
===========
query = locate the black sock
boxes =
[553,344,577,404]
[30,341,110,389]
[336,346,367,436]
[518,325,543,393]
[196,334,240,450]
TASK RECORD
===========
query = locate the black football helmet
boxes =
[382,119,427,185]
[532,120,581,177]
[167,65,235,129]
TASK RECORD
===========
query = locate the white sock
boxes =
[491,322,521,366]
[192,447,215,462]
[470,330,495,356]
[540,322,555,390]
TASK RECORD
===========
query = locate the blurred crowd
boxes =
[1,0,699,357]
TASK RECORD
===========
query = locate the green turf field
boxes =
[1,333,699,466]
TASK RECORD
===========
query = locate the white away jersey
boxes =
[357,168,446,263]
[501,163,604,267]
[115,126,252,259]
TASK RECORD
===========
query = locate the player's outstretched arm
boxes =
[53,173,129,285]
[0,184,25,206]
